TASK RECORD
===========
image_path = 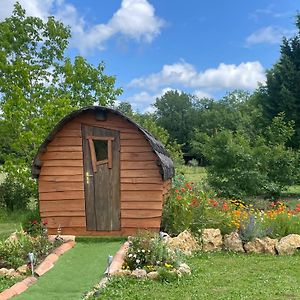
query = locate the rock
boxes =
[223,232,245,253]
[178,263,191,275]
[132,268,147,278]
[0,268,9,276]
[260,237,278,255]
[276,234,300,255]
[167,230,200,255]
[17,265,28,275]
[111,269,131,277]
[6,268,20,277]
[147,271,159,280]
[244,237,278,254]
[202,229,223,252]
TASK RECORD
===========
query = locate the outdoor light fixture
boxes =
[28,252,35,275]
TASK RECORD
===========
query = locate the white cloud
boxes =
[193,90,212,99]
[0,0,164,53]
[0,0,54,20]
[246,26,295,45]
[123,87,175,112]
[129,61,266,91]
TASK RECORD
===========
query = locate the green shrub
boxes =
[0,174,34,211]
[196,114,299,198]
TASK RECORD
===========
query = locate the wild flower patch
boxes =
[162,175,300,240]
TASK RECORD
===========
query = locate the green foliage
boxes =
[0,174,33,210]
[199,114,299,198]
[161,175,201,235]
[123,231,180,271]
[264,211,300,239]
[0,3,122,204]
[161,175,234,236]
[154,90,197,153]
[257,13,300,147]
[0,275,21,293]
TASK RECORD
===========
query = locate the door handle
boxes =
[86,172,93,184]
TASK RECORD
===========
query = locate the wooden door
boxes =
[82,125,120,231]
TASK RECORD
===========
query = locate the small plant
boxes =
[123,231,181,272]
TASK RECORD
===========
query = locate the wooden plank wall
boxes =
[39,111,168,236]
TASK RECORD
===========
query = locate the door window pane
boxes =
[93,140,108,162]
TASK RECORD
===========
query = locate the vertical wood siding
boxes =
[39,111,169,235]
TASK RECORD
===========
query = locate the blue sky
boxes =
[1,0,299,112]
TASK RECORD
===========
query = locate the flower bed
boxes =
[111,232,191,282]
[161,174,300,241]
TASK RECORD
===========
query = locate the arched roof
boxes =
[32,106,174,181]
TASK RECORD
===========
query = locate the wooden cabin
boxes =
[32,106,174,236]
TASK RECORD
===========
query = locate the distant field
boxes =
[176,165,207,183]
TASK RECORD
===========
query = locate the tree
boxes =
[0,3,122,207]
[190,90,265,161]
[154,90,197,153]
[115,102,183,164]
[257,13,300,147]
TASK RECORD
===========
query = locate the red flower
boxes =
[185,183,192,190]
[175,189,179,193]
[190,198,198,207]
[176,195,182,200]
[208,199,219,207]
[32,220,38,225]
[222,203,229,211]
[43,220,48,225]
[181,187,186,192]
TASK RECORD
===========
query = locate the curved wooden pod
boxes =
[33,107,174,236]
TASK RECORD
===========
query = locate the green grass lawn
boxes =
[15,241,122,300]
[177,165,207,183]
[98,252,300,300]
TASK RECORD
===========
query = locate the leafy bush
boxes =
[0,174,34,211]
[199,114,299,198]
[123,231,181,271]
